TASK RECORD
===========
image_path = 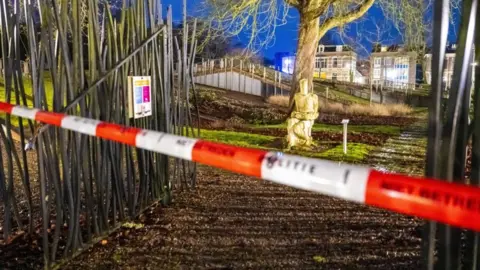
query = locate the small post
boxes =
[341,119,349,154]
[263,67,266,80]
[326,87,329,100]
[274,71,277,95]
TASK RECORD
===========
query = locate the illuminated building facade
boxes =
[370,45,417,89]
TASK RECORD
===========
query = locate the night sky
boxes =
[160,0,459,61]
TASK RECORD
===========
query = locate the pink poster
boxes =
[143,86,150,102]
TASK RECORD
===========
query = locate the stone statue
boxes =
[286,79,319,150]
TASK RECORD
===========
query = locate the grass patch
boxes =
[322,88,371,105]
[313,82,371,105]
[1,73,55,127]
[256,123,401,136]
[305,143,375,163]
[196,129,277,149]
[191,129,376,164]
[0,73,55,107]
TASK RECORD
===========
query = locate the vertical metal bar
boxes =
[275,71,277,95]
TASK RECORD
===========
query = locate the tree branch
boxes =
[306,0,334,20]
[318,0,375,38]
[284,0,301,9]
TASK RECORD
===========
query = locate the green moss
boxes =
[313,143,375,163]
[313,255,328,263]
[255,123,401,135]
[194,129,277,149]
[189,129,375,163]
[290,143,374,163]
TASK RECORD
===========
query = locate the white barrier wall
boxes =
[194,71,263,96]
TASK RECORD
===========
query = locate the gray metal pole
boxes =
[274,71,277,95]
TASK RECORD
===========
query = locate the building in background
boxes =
[370,45,417,89]
[424,44,476,90]
[275,44,360,83]
[314,44,357,82]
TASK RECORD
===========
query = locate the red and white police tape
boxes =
[1,101,480,231]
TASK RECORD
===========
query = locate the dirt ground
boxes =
[62,165,422,270]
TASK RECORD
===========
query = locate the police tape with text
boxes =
[1,101,480,232]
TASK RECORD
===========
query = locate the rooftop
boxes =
[318,44,354,52]
[371,44,410,53]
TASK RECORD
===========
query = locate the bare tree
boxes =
[202,0,462,110]
[379,0,460,84]
[203,0,375,109]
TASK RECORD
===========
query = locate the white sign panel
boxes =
[128,76,152,119]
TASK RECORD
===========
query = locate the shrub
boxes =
[322,101,345,114]
[265,94,413,117]
[197,90,217,104]
[387,104,413,116]
[210,119,226,129]
[349,104,389,116]
[321,101,412,117]
[267,95,289,107]
[225,115,247,128]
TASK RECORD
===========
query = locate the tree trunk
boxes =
[289,17,320,109]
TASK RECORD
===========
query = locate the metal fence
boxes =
[0,1,196,269]
[423,0,479,269]
[193,58,436,101]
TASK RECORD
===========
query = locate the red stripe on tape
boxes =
[365,170,480,231]
[0,102,14,113]
[35,111,65,126]
[192,140,267,177]
[95,123,141,146]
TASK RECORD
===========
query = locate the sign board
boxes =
[128,76,152,119]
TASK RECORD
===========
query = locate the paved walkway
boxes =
[368,120,427,176]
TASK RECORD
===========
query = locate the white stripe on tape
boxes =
[135,130,198,161]
[61,116,101,136]
[261,152,370,203]
[11,106,39,120]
